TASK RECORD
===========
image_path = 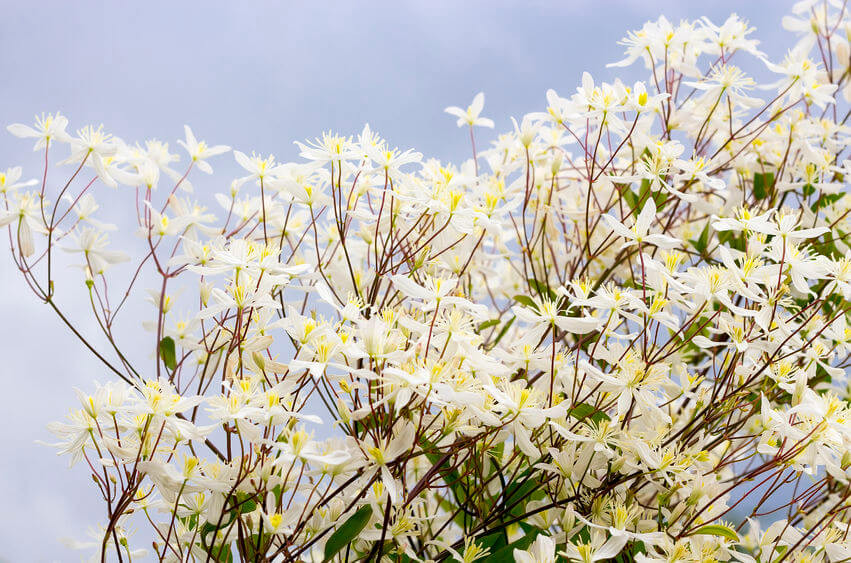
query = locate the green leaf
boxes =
[568,402,610,424]
[811,192,844,211]
[271,484,284,505]
[239,499,257,514]
[614,541,647,563]
[630,177,668,209]
[690,221,711,255]
[477,319,501,332]
[527,278,557,301]
[502,468,546,519]
[505,478,537,507]
[650,182,669,207]
[323,506,372,562]
[753,172,774,200]
[621,185,640,212]
[513,295,538,310]
[487,530,541,562]
[476,530,508,554]
[159,336,177,371]
[491,316,515,348]
[718,229,745,252]
[200,511,238,559]
[815,231,843,260]
[691,524,740,543]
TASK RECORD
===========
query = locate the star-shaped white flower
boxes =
[445,92,495,128]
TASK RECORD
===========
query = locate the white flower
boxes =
[361,422,415,503]
[178,125,230,173]
[64,228,129,274]
[514,535,556,563]
[561,531,628,562]
[0,166,37,194]
[7,112,71,149]
[445,92,495,128]
[601,198,680,249]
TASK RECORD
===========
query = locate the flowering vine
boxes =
[4,1,851,561]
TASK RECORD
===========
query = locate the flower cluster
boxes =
[4,1,851,561]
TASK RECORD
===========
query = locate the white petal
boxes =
[554,315,601,334]
[470,92,485,115]
[6,123,38,138]
[636,197,657,234]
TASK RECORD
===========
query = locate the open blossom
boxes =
[7,111,71,149]
[360,421,415,503]
[367,145,423,176]
[390,273,486,318]
[178,125,230,173]
[512,294,602,344]
[685,64,763,108]
[295,131,359,164]
[0,189,46,256]
[0,166,37,195]
[514,535,557,563]
[4,3,851,561]
[64,227,130,274]
[444,92,495,128]
[561,531,628,562]
[601,197,680,249]
[713,206,775,233]
[197,276,281,318]
[233,150,283,181]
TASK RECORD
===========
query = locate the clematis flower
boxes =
[178,125,230,173]
[601,198,680,250]
[7,111,71,150]
[444,92,495,128]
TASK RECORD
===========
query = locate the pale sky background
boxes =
[0,1,794,560]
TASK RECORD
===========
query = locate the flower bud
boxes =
[199,281,212,307]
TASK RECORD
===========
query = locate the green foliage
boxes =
[753,171,774,200]
[159,336,177,371]
[690,523,740,542]
[323,506,373,562]
[568,402,611,424]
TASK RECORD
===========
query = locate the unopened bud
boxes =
[551,154,563,175]
[199,281,212,307]
[252,351,266,372]
[337,398,351,424]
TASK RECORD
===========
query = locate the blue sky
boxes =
[0,1,793,559]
